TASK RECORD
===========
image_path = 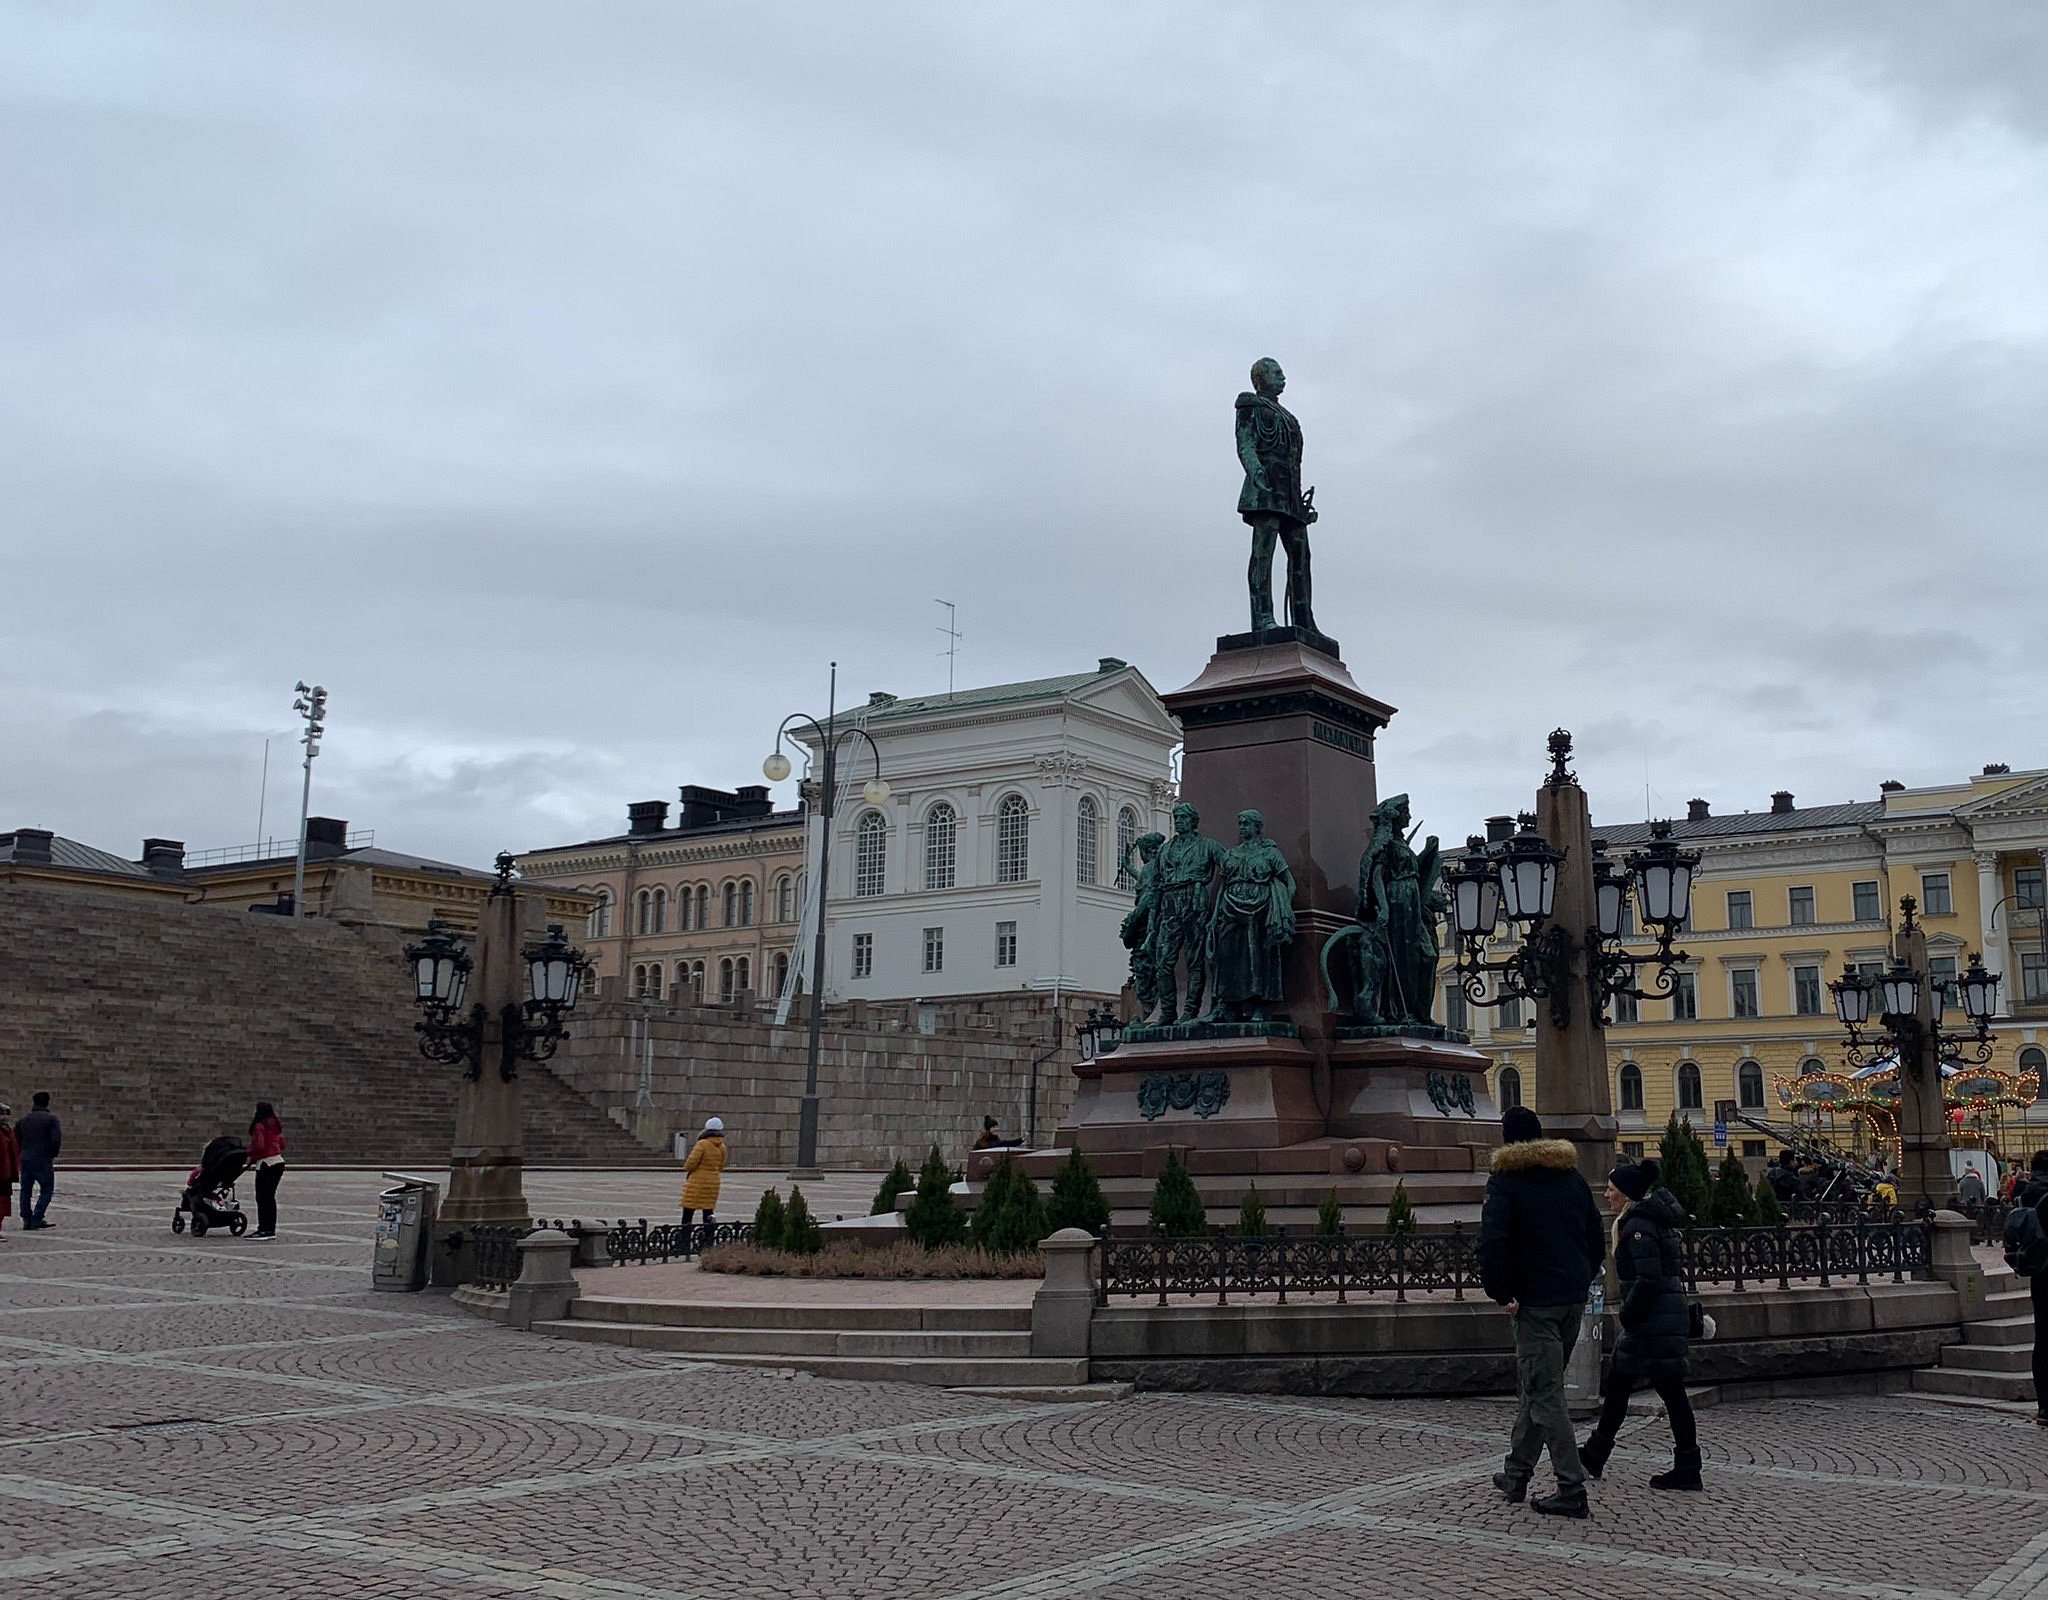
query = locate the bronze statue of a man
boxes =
[1204,809,1298,1023]
[1119,831,1167,1017]
[1236,357,1319,635]
[1142,803,1226,1025]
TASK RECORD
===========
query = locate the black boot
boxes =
[1491,1472,1526,1504]
[1577,1435,1612,1479]
[1531,1487,1590,1518]
[1650,1448,1703,1491]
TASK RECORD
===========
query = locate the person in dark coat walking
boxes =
[15,1092,60,1230]
[1577,1159,1701,1490]
[1480,1106,1606,1518]
[2019,1150,2048,1426]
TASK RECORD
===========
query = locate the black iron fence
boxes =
[468,1224,531,1289]
[1097,1217,1933,1306]
[602,1217,754,1265]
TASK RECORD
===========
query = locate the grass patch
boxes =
[698,1241,1044,1279]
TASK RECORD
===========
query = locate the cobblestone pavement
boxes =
[5,1170,2048,1599]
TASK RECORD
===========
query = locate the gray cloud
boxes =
[1,2,2042,865]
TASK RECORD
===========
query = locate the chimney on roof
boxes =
[1880,778,1905,793]
[868,691,897,708]
[732,785,772,818]
[1687,798,1710,822]
[1983,763,2011,775]
[626,800,670,836]
[1098,657,1126,673]
[7,827,53,864]
[304,817,350,859]
[1770,790,1794,814]
[1485,815,1515,844]
[141,838,185,878]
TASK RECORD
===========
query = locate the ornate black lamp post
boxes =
[403,863,590,1080]
[1828,895,2001,1209]
[1446,789,1700,1030]
[1075,1003,1123,1064]
[763,664,889,1178]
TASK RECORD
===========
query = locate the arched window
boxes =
[855,811,887,897]
[773,950,790,995]
[740,880,756,926]
[676,884,694,932]
[1075,796,1099,887]
[1497,1066,1522,1111]
[646,962,662,999]
[1799,1056,1827,1079]
[925,802,957,891]
[736,955,751,995]
[718,957,736,1003]
[996,794,1030,884]
[630,963,646,998]
[775,874,795,923]
[695,884,711,929]
[651,887,666,933]
[635,889,651,935]
[1618,1061,1643,1112]
[688,960,705,1001]
[1738,1059,1765,1110]
[1115,806,1140,888]
[2020,1045,2047,1099]
[723,881,738,926]
[587,890,611,940]
[1677,1061,1704,1111]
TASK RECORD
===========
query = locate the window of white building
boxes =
[855,812,887,897]
[996,795,1029,883]
[922,926,944,973]
[925,802,957,891]
[852,932,873,979]
[995,920,1017,967]
[1075,796,1099,887]
[1115,806,1139,888]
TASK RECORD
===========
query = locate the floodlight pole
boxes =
[291,682,327,919]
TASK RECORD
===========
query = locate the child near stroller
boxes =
[173,1135,251,1237]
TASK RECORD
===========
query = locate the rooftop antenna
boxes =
[935,599,962,696]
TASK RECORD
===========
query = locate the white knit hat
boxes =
[704,1116,724,1133]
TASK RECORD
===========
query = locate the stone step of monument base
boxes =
[1911,1365,2037,1404]
[1963,1315,2037,1348]
[567,1295,1028,1333]
[536,1320,1084,1389]
[1941,1342,2033,1373]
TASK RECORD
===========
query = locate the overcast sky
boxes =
[4,2,2044,869]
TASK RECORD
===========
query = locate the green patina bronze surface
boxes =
[1119,831,1166,1019]
[1119,1019,1302,1045]
[1141,804,1228,1025]
[1136,1068,1233,1121]
[1322,793,1447,1032]
[1236,357,1319,635]
[1332,1022,1472,1044]
[1202,809,1297,1023]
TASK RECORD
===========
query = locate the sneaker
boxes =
[1531,1489,1590,1518]
[1491,1472,1527,1504]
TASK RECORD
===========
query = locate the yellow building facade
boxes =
[1458,767,2048,1164]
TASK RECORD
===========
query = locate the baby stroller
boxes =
[172,1136,250,1237]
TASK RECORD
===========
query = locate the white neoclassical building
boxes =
[793,659,1180,1004]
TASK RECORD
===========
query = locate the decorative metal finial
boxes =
[1545,729,1576,787]
[1898,894,1918,932]
[493,851,516,889]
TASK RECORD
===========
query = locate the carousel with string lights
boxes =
[1775,1053,2038,1165]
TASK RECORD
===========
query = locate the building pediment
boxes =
[1955,771,2048,822]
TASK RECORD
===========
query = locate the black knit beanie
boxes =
[1609,1159,1659,1202]
[1501,1106,1544,1145]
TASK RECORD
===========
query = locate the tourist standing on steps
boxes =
[1576,1159,1702,1491]
[1479,1105,1606,1518]
[0,1103,18,1237]
[15,1092,60,1231]
[680,1116,727,1244]
[248,1102,287,1238]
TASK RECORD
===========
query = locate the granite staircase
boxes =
[1913,1269,2038,1407]
[538,1296,1092,1392]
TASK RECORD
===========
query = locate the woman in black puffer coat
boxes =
[1577,1159,1702,1491]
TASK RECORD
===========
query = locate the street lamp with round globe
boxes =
[762,750,793,784]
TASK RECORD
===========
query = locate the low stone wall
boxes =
[546,993,1092,1170]
[1086,1281,1963,1397]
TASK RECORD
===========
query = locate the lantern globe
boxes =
[762,750,793,783]
[1879,963,1921,1020]
[1831,968,1871,1027]
[1957,955,1999,1023]
[1497,824,1562,924]
[862,777,891,807]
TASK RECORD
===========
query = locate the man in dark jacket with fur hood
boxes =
[1479,1106,1606,1517]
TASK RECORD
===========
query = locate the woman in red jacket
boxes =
[0,1103,19,1236]
[247,1102,286,1238]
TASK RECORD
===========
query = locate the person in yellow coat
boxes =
[681,1116,728,1243]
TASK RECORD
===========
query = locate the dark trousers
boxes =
[1587,1358,1698,1462]
[20,1161,53,1224]
[681,1208,713,1250]
[2032,1274,2048,1416]
[254,1163,283,1235]
[1504,1303,1587,1491]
